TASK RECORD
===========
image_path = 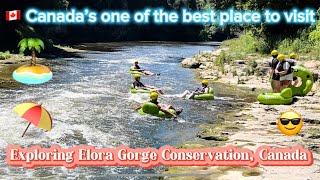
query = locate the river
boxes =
[0,42,247,179]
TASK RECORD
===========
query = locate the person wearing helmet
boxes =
[149,92,183,118]
[269,50,280,92]
[288,53,297,63]
[132,74,164,94]
[288,53,298,86]
[275,54,293,91]
[180,80,210,99]
[131,60,159,76]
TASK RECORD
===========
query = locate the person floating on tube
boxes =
[130,60,159,76]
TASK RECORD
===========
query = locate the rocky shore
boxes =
[181,47,320,91]
[161,47,320,179]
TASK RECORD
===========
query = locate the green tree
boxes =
[309,20,320,42]
[18,38,45,66]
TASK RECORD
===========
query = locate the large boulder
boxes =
[181,58,201,68]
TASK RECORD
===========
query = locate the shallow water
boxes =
[0,42,245,179]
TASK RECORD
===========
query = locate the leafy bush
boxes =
[215,50,232,65]
[223,31,271,59]
[249,60,258,69]
[215,50,233,74]
[277,34,320,60]
[278,37,313,54]
[0,51,11,60]
[224,27,320,61]
[224,31,258,54]
[309,20,320,42]
[199,25,218,41]
[245,60,258,76]
[255,68,261,77]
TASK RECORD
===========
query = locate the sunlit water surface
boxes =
[0,42,243,179]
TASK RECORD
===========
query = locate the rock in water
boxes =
[181,58,201,68]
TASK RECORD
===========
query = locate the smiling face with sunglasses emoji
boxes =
[278,110,303,136]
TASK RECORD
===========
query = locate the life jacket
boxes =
[130,65,141,71]
[149,99,159,105]
[134,65,141,69]
[287,59,297,67]
[277,60,292,74]
[132,80,145,88]
[203,86,209,93]
[271,58,279,70]
[196,86,209,93]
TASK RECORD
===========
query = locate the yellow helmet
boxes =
[277,54,285,61]
[289,53,297,59]
[201,80,209,86]
[271,50,278,56]
[134,60,139,63]
[150,92,158,100]
[134,74,141,79]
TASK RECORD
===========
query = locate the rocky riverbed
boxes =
[161,48,320,179]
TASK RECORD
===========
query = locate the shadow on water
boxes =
[0,42,255,179]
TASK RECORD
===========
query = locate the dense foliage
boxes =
[199,0,319,56]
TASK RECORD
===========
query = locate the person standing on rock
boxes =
[275,54,293,91]
[269,50,281,92]
[288,53,299,86]
[288,53,297,66]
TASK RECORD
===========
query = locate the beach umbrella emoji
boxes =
[14,103,52,137]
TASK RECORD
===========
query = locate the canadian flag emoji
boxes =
[6,10,21,21]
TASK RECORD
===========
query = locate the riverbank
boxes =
[182,47,320,91]
[162,96,320,179]
[161,47,320,179]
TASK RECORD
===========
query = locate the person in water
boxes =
[132,74,164,94]
[180,80,210,99]
[269,50,281,93]
[131,60,159,76]
[288,53,299,86]
[275,54,293,91]
[149,92,183,118]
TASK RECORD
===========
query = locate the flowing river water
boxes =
[0,42,252,179]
